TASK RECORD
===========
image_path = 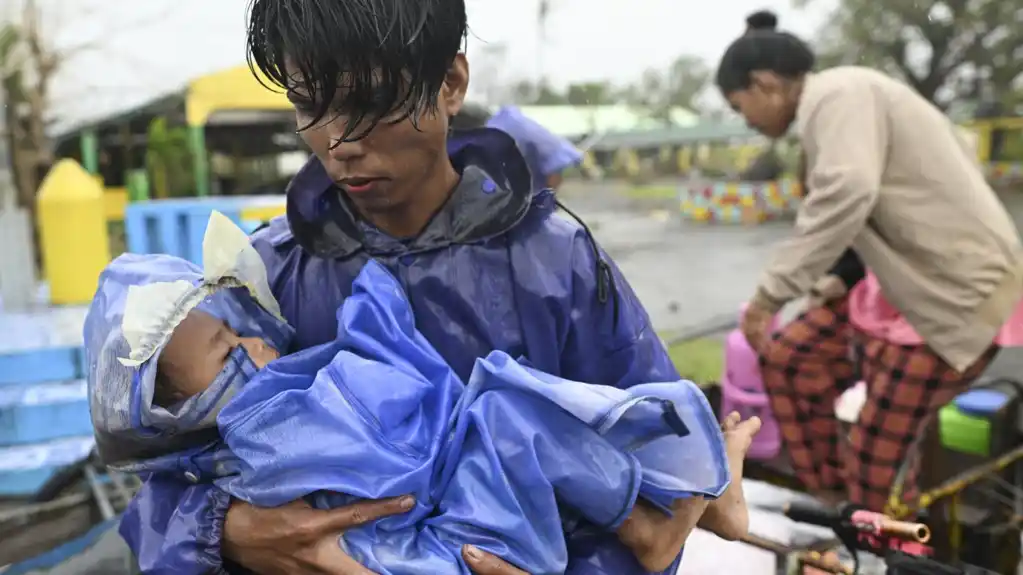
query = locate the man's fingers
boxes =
[313,495,415,533]
[306,534,378,575]
[462,545,528,575]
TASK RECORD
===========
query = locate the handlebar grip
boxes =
[784,501,840,528]
[847,509,932,543]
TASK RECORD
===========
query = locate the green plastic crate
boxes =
[938,403,991,456]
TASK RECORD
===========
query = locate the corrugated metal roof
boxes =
[585,122,765,151]
[515,105,698,137]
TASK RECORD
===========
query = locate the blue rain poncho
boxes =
[214,259,730,574]
[103,129,707,574]
[87,213,729,574]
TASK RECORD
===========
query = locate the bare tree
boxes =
[621,55,710,123]
[2,1,53,209]
[0,0,172,209]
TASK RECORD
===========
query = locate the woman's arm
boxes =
[754,83,887,312]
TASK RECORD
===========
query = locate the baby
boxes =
[151,308,278,406]
[153,309,756,570]
[90,212,755,573]
[152,309,757,570]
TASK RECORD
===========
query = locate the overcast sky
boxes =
[28,0,832,130]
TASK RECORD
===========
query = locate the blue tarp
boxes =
[486,106,583,190]
[214,260,729,574]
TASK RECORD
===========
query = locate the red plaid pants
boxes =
[758,297,997,511]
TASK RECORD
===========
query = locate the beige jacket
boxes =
[753,66,1023,372]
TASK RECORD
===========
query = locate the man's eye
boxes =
[293,101,316,115]
[287,92,316,114]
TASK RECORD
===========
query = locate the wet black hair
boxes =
[246,0,468,143]
[716,10,815,95]
[745,10,777,31]
[152,370,176,408]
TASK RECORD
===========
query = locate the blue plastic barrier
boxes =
[0,307,87,386]
[0,347,81,386]
[123,196,285,265]
[0,380,91,446]
[0,194,287,493]
[0,308,91,493]
[0,436,94,496]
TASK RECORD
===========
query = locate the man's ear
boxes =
[441,53,469,117]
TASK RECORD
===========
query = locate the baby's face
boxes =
[158,310,279,399]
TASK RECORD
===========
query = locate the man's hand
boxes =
[741,300,774,352]
[222,496,415,575]
[461,545,528,574]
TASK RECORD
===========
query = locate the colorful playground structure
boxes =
[678,179,803,224]
[669,120,1021,225]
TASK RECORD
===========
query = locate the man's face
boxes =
[288,55,469,216]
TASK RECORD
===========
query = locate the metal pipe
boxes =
[878,517,931,543]
[83,465,116,520]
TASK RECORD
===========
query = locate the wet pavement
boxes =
[559,182,791,336]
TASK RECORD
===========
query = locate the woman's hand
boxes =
[807,274,847,308]
[222,496,415,574]
[741,299,774,352]
[462,545,529,574]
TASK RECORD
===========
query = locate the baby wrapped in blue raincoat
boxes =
[86,212,732,574]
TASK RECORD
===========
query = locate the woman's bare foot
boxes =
[698,412,761,540]
[618,498,707,572]
[618,412,762,568]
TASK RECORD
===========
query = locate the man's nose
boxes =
[324,118,368,162]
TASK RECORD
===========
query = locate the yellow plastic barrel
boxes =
[36,159,111,305]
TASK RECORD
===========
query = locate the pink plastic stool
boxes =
[719,305,781,460]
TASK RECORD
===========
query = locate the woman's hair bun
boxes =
[745,10,778,31]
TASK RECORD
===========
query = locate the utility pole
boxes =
[536,0,550,88]
[0,80,39,311]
